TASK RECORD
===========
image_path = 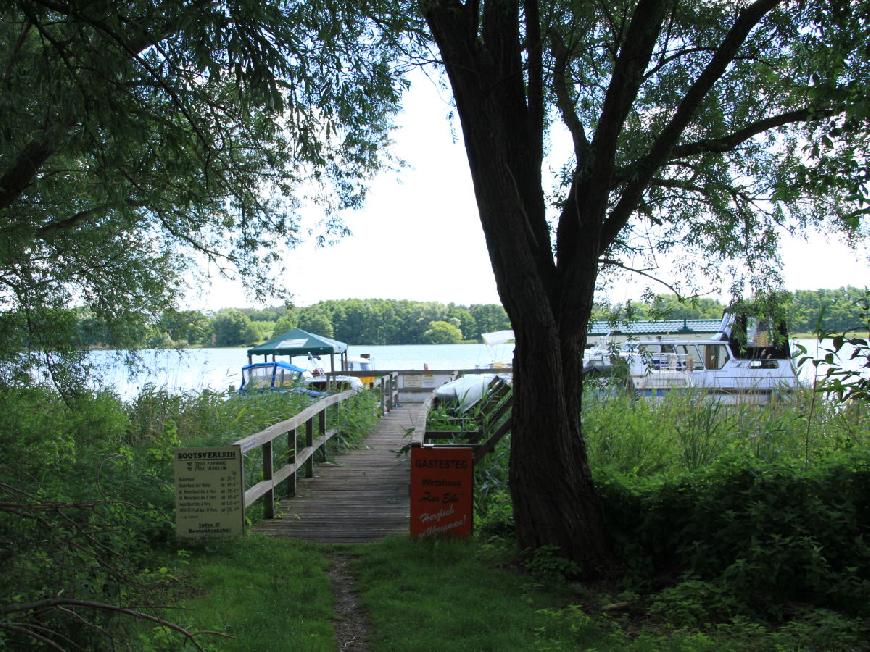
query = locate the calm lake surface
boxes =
[89,343,502,398]
[89,339,861,399]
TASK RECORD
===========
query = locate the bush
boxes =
[597,452,870,617]
[0,384,380,649]
[472,388,870,639]
[0,386,176,649]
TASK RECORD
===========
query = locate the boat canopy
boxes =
[246,328,349,371]
[482,330,515,346]
[241,361,308,374]
[482,320,721,345]
[247,328,348,357]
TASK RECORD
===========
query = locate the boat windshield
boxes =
[728,314,790,359]
[243,366,275,390]
[629,341,730,372]
[242,364,303,390]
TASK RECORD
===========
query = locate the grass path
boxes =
[328,552,371,651]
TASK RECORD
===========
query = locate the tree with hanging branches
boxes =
[420,0,869,573]
[0,0,407,386]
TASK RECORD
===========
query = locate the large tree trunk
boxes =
[509,315,612,575]
[423,0,787,574]
[424,0,613,573]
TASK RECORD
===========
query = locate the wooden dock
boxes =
[252,401,429,543]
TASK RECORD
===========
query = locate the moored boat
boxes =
[433,372,511,412]
[239,360,362,395]
[622,312,800,404]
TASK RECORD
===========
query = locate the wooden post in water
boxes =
[262,440,274,519]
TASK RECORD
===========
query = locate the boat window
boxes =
[684,345,703,371]
[729,313,790,360]
[703,344,728,370]
[246,366,275,390]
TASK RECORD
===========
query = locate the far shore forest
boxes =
[76,287,868,350]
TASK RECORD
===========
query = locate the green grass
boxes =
[352,536,869,651]
[347,537,739,652]
[160,533,869,652]
[152,536,335,651]
[351,537,576,651]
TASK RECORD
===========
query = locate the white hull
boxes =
[624,336,799,404]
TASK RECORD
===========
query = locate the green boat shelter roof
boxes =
[247,328,348,358]
[588,319,722,336]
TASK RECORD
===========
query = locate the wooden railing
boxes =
[328,371,399,414]
[234,373,398,519]
[422,377,513,461]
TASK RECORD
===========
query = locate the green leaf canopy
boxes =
[0,0,408,386]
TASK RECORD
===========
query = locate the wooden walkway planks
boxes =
[252,401,429,543]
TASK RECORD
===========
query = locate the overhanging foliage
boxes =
[0,0,408,385]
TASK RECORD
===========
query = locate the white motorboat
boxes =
[480,330,614,374]
[240,361,362,395]
[621,313,800,403]
[433,373,511,412]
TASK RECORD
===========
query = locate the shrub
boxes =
[597,452,870,617]
[0,384,379,649]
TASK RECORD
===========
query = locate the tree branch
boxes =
[37,206,107,236]
[643,46,719,81]
[556,0,667,275]
[550,29,590,164]
[669,107,836,158]
[600,0,783,253]
[599,257,692,297]
[1,18,33,84]
[0,137,55,210]
[0,598,218,651]
[0,623,67,651]
[589,0,668,173]
[525,0,544,171]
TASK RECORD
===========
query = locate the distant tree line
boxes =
[70,288,865,349]
[597,287,866,335]
[73,300,512,348]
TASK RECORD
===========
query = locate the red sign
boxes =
[410,446,473,538]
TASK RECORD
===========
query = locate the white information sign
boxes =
[174,446,244,539]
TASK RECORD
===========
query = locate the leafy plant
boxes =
[794,289,870,404]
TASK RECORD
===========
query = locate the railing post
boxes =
[317,409,327,462]
[388,373,395,411]
[287,429,296,498]
[304,418,314,478]
[379,376,386,416]
[262,440,274,519]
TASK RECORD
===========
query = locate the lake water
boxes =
[89,338,863,399]
[89,343,503,398]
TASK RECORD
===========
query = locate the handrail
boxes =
[233,373,397,519]
[422,378,513,461]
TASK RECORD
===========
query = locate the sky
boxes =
[186,72,869,311]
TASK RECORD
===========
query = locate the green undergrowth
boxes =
[138,536,335,651]
[0,384,378,650]
[468,388,870,649]
[582,389,868,476]
[349,537,869,651]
